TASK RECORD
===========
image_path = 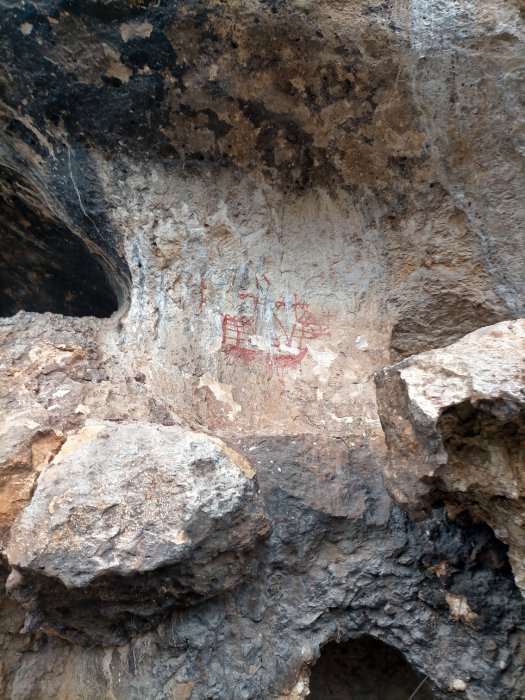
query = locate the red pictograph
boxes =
[222,278,329,367]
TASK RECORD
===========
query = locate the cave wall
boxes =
[0,1,524,698]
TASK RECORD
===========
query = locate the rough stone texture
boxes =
[2,432,525,699]
[0,0,524,698]
[0,420,64,550]
[376,319,525,596]
[6,422,271,645]
[1,0,523,367]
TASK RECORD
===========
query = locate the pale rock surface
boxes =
[6,422,271,645]
[376,319,525,595]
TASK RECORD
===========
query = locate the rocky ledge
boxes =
[376,319,525,597]
[0,0,524,698]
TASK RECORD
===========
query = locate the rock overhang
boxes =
[0,0,424,191]
[375,319,525,597]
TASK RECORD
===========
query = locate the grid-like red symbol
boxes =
[222,279,329,367]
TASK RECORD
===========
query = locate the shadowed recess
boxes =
[388,292,509,362]
[309,636,436,700]
[0,193,119,318]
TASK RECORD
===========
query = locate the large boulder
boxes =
[6,422,271,645]
[375,319,525,596]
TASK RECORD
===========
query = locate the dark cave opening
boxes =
[0,194,120,318]
[308,636,436,700]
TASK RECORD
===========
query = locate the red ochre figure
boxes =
[222,280,329,367]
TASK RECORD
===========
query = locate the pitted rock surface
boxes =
[6,423,270,645]
[0,0,524,697]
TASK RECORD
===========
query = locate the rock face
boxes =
[3,431,525,699]
[6,423,270,645]
[376,319,525,596]
[0,0,524,698]
[0,421,64,551]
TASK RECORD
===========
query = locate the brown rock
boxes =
[0,0,524,697]
[0,419,64,550]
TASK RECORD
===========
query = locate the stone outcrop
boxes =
[376,319,525,596]
[3,430,525,699]
[0,421,64,550]
[6,422,270,645]
[0,0,524,698]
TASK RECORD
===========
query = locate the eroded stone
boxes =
[0,0,524,696]
[375,319,525,596]
[6,422,271,644]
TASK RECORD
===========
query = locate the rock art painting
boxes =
[1,1,524,698]
[221,277,330,367]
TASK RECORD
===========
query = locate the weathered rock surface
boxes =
[0,0,524,697]
[0,321,524,696]
[376,319,525,596]
[0,419,64,550]
[6,422,270,645]
[1,434,524,698]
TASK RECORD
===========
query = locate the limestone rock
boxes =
[0,0,524,697]
[375,319,525,595]
[6,422,271,645]
[0,416,64,551]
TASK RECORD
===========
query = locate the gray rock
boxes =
[6,422,271,644]
[375,319,525,596]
